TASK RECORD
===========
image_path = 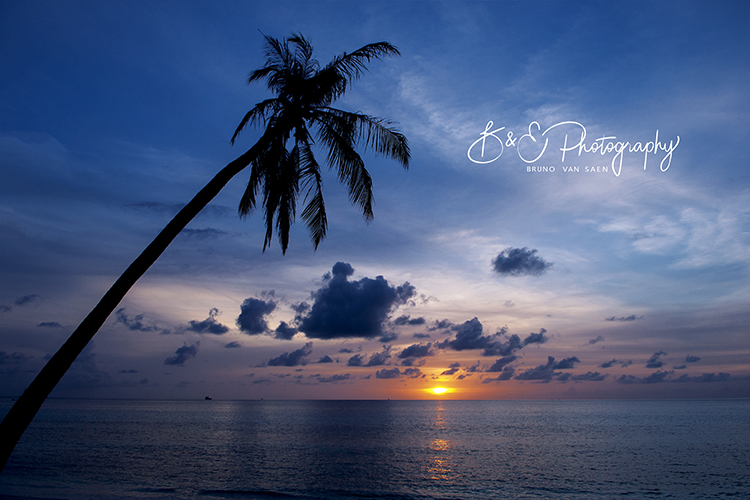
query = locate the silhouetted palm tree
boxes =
[0,33,409,470]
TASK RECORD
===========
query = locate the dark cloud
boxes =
[491,247,552,277]
[115,308,159,332]
[646,351,667,369]
[366,346,392,367]
[487,355,517,372]
[267,342,313,367]
[393,315,426,326]
[570,372,608,382]
[437,318,493,351]
[605,315,643,322]
[0,305,11,312]
[378,332,399,343]
[164,342,199,366]
[587,335,605,345]
[440,367,460,376]
[314,373,353,383]
[375,367,401,379]
[616,370,674,384]
[412,333,431,339]
[317,355,334,363]
[224,341,241,348]
[236,297,276,335]
[274,321,298,340]
[118,369,138,374]
[398,343,434,359]
[673,364,687,370]
[347,354,365,367]
[674,372,730,383]
[522,328,549,346]
[339,348,355,354]
[514,356,580,382]
[482,367,515,383]
[428,319,453,331]
[297,263,416,340]
[600,359,618,368]
[685,355,701,363]
[187,308,229,335]
[504,300,515,308]
[14,294,40,306]
[37,321,63,328]
[403,368,424,379]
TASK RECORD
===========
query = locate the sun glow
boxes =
[430,387,449,395]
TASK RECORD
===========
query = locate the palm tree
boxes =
[0,33,409,470]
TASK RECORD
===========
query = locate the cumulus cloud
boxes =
[37,321,63,328]
[491,247,552,277]
[115,308,158,332]
[393,315,426,326]
[163,342,199,366]
[187,308,229,335]
[317,355,334,363]
[685,355,701,363]
[587,335,605,345]
[366,346,392,367]
[375,367,401,379]
[429,319,453,331]
[514,356,580,382]
[347,354,365,367]
[224,341,241,348]
[236,297,276,335]
[482,367,515,383]
[646,351,667,369]
[274,321,298,341]
[439,319,549,360]
[398,343,434,359]
[267,342,313,367]
[487,355,517,372]
[296,263,416,340]
[314,373,353,383]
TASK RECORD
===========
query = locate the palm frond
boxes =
[323,42,401,82]
[231,98,282,145]
[298,140,327,248]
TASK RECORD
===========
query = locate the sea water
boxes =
[1,399,748,499]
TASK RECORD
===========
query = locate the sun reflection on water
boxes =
[424,402,458,483]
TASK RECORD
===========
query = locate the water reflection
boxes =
[425,402,457,483]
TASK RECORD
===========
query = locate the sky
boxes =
[1,0,749,400]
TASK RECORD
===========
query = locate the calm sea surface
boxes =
[1,399,748,500]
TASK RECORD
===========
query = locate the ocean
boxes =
[1,399,748,499]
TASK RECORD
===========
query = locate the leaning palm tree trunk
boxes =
[0,136,269,470]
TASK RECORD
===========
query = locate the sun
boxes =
[430,387,449,395]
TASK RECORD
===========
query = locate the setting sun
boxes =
[430,387,449,395]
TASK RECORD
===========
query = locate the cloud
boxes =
[347,354,365,367]
[317,355,334,363]
[522,328,549,346]
[439,319,549,358]
[482,367,515,383]
[0,305,11,313]
[487,355,517,372]
[164,342,199,366]
[366,346,392,367]
[514,356,580,382]
[224,341,241,348]
[570,372,608,382]
[296,263,416,340]
[674,373,730,383]
[685,355,701,363]
[274,321,298,340]
[37,321,63,328]
[14,294,40,306]
[605,315,643,322]
[491,247,552,277]
[393,315,426,326]
[118,369,138,374]
[441,366,460,376]
[314,373,353,383]
[428,319,453,331]
[412,333,431,339]
[645,351,667,369]
[236,297,276,335]
[587,335,605,345]
[403,368,424,379]
[115,308,159,332]
[267,342,313,367]
[375,367,401,379]
[398,342,434,359]
[616,370,674,384]
[187,308,229,335]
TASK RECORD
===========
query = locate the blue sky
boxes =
[1,0,749,400]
